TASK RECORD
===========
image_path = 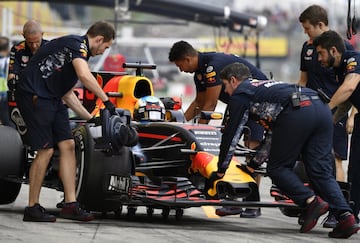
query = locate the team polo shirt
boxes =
[18,35,90,99]
[8,39,48,76]
[300,39,353,97]
[334,50,360,110]
[194,52,268,104]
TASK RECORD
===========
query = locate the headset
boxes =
[347,0,357,40]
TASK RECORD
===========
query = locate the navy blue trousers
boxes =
[349,113,360,222]
[267,98,351,214]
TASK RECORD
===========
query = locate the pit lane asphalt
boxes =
[1,175,358,243]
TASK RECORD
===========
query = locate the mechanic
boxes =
[313,30,360,226]
[16,20,117,222]
[215,62,359,239]
[8,20,48,80]
[7,20,66,208]
[168,40,268,218]
[0,36,12,127]
[7,20,49,134]
[297,4,353,228]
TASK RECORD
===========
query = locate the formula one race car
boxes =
[83,63,300,218]
[0,63,299,219]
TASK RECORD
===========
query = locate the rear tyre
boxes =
[0,125,24,204]
[0,179,21,204]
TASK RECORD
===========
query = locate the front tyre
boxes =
[73,125,134,212]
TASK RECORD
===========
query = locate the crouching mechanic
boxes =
[16,21,117,222]
[213,62,359,238]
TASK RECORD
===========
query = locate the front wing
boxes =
[130,176,299,210]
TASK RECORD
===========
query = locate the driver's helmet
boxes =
[133,96,165,121]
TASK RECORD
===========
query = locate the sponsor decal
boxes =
[21,56,29,63]
[207,77,216,83]
[80,50,87,57]
[79,42,88,57]
[107,175,131,193]
[205,71,216,78]
[206,71,217,83]
[263,80,284,88]
[250,79,282,87]
[15,42,26,51]
[10,108,27,135]
[347,57,356,63]
[306,49,313,56]
[190,129,221,153]
[346,61,357,71]
[192,130,218,136]
[206,65,214,73]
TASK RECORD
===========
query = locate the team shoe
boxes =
[328,212,360,239]
[322,212,337,228]
[240,208,261,218]
[300,196,329,233]
[59,202,94,221]
[23,203,56,222]
[56,199,64,209]
[215,206,243,216]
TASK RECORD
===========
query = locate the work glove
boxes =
[104,100,117,115]
[87,116,101,126]
[208,171,224,187]
[237,164,256,176]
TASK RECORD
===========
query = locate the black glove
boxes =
[237,164,255,176]
[104,100,117,115]
[87,116,101,125]
[208,171,224,187]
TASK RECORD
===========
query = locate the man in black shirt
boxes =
[17,21,117,222]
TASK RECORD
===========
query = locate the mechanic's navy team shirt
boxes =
[195,52,268,104]
[300,39,353,97]
[18,35,90,98]
[334,50,360,110]
[217,79,316,173]
[8,38,48,76]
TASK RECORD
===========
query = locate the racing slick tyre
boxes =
[0,179,22,204]
[0,125,24,204]
[73,124,135,213]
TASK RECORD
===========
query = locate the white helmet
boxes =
[133,96,165,121]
